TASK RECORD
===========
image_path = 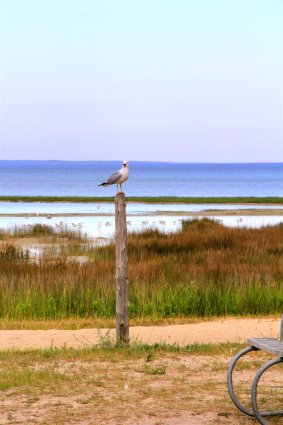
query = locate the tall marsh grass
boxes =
[0,223,87,242]
[0,219,283,320]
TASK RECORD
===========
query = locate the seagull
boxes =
[98,161,129,193]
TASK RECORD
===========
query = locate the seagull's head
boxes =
[123,161,128,168]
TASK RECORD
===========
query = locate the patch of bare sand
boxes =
[102,411,234,425]
[0,351,278,425]
[0,317,280,350]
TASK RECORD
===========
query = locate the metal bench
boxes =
[227,318,283,424]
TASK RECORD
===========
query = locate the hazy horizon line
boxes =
[0,159,282,165]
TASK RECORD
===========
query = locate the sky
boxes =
[0,0,282,163]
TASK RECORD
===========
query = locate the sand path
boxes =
[0,317,281,350]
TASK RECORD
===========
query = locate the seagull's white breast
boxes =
[117,165,129,184]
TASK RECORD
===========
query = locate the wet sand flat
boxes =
[1,208,283,217]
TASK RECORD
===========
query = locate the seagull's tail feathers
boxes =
[98,182,109,187]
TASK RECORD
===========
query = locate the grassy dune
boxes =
[0,220,283,320]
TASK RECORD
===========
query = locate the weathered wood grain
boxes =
[115,192,129,344]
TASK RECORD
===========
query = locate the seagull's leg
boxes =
[117,183,122,194]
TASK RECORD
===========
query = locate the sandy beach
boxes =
[1,319,281,425]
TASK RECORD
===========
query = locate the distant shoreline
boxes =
[1,209,283,217]
[0,196,283,204]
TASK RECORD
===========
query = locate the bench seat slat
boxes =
[248,338,283,357]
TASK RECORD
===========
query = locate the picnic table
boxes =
[227,317,283,425]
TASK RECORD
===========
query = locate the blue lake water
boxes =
[0,161,282,236]
[0,161,282,197]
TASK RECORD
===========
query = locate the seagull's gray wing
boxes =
[105,170,122,185]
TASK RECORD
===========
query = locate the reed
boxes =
[0,219,283,320]
[0,223,87,241]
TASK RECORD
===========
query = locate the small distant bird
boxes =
[98,161,129,193]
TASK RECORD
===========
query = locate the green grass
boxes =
[0,219,283,321]
[0,195,282,203]
[0,341,245,395]
[0,341,245,360]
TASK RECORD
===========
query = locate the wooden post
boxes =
[115,192,129,344]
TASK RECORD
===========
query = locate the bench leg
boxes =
[227,346,257,416]
[251,357,283,425]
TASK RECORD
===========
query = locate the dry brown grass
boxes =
[0,219,283,320]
